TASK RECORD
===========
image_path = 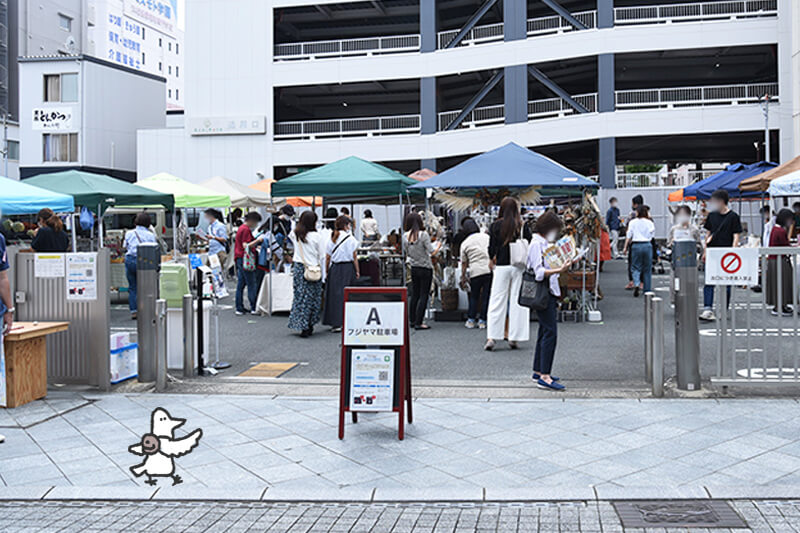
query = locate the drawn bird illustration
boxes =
[129,408,202,486]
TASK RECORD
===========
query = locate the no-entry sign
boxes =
[705,247,758,286]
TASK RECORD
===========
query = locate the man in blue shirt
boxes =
[0,229,14,418]
[605,197,621,259]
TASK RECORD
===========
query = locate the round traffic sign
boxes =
[721,252,741,274]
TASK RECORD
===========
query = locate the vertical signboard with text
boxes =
[339,288,412,440]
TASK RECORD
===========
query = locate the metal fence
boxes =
[274,34,420,61]
[437,22,504,49]
[616,83,778,110]
[274,115,420,140]
[614,0,777,25]
[711,248,800,385]
[615,170,719,188]
[437,104,505,131]
[527,93,597,119]
[527,10,597,36]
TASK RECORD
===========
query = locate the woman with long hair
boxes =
[404,211,440,330]
[767,208,796,316]
[31,208,69,252]
[485,197,531,351]
[323,215,360,332]
[527,211,571,390]
[289,210,325,337]
[459,218,491,329]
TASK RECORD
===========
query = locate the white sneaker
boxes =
[699,310,716,321]
[477,320,487,329]
[465,319,476,329]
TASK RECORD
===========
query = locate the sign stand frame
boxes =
[338,287,413,440]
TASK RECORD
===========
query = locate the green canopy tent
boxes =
[26,170,176,252]
[271,156,422,200]
[137,173,231,208]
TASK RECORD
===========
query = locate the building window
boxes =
[142,52,146,65]
[43,133,78,162]
[44,73,78,102]
[175,89,179,100]
[158,62,162,72]
[175,43,179,54]
[142,27,146,40]
[59,14,72,31]
[7,140,19,161]
[175,66,179,77]
[168,89,172,98]
[168,42,172,52]
[159,38,162,47]
[168,65,171,75]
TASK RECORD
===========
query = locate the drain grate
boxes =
[613,500,747,528]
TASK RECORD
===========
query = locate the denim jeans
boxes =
[533,293,558,375]
[631,242,653,291]
[235,257,258,312]
[703,284,731,311]
[125,255,137,313]
[467,273,492,321]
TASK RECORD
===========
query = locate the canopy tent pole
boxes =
[399,194,405,288]
[97,203,104,250]
[71,213,77,252]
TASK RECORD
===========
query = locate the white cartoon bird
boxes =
[129,408,202,486]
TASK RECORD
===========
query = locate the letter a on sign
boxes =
[366,307,381,325]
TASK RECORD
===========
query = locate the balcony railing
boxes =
[273,82,777,140]
[273,1,776,60]
[614,0,777,25]
[615,170,720,188]
[615,82,778,109]
[274,34,420,61]
[274,115,420,140]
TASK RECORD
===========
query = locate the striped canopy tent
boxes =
[739,155,800,193]
[249,178,322,207]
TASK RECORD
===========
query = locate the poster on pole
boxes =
[349,349,395,412]
[34,254,65,278]
[705,248,759,286]
[66,253,98,300]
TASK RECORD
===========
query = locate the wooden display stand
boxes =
[3,321,69,408]
[338,287,412,440]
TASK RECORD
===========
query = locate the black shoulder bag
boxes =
[518,268,550,311]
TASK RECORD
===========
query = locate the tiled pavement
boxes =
[3,392,800,495]
[0,499,799,532]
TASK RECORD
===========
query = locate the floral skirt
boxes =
[288,262,322,331]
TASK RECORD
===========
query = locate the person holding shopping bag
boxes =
[526,211,571,390]
[485,197,531,351]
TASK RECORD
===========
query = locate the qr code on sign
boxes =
[85,269,94,277]
[378,371,388,381]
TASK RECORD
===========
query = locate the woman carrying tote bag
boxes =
[526,211,571,391]
[485,197,532,351]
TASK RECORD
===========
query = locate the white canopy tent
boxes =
[200,176,283,208]
[767,169,800,197]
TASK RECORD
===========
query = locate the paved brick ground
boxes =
[3,392,800,493]
[0,499,797,532]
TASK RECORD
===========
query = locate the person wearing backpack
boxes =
[322,216,360,332]
[234,212,262,316]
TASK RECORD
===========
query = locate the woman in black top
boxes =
[31,208,69,252]
[485,197,532,351]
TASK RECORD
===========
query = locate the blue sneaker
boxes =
[537,378,565,391]
[532,373,559,381]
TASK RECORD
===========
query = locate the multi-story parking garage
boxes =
[137,0,798,190]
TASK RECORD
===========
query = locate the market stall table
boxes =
[3,321,69,408]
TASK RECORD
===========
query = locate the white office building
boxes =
[138,0,797,190]
[16,0,184,110]
[18,54,165,180]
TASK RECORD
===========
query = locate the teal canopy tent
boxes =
[0,176,75,215]
[26,170,175,214]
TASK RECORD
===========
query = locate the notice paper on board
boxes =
[34,254,65,278]
[66,253,98,301]
[349,349,394,412]
[344,301,405,346]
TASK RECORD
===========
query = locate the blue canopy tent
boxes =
[0,176,75,215]
[681,162,776,201]
[409,143,599,196]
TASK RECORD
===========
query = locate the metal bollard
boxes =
[182,294,194,378]
[644,291,656,383]
[652,296,664,398]
[155,299,168,392]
